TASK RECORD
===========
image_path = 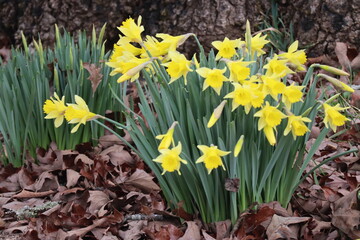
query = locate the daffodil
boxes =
[141,35,171,58]
[322,103,349,132]
[108,51,150,82]
[254,102,286,145]
[163,51,192,84]
[156,33,193,52]
[207,100,227,128]
[64,95,97,133]
[264,55,294,79]
[156,122,178,150]
[284,115,311,139]
[153,142,187,175]
[43,93,67,128]
[212,37,241,60]
[260,75,286,100]
[282,83,304,109]
[226,59,253,83]
[278,41,307,71]
[117,16,144,43]
[116,59,152,83]
[196,67,228,95]
[196,145,230,174]
[250,33,269,55]
[225,81,265,113]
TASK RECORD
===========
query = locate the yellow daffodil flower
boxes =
[116,59,152,83]
[322,103,349,132]
[212,37,241,60]
[196,67,228,95]
[156,33,193,52]
[264,55,294,79]
[282,84,304,109]
[196,145,230,174]
[260,75,286,100]
[153,142,187,175]
[207,100,227,128]
[254,102,286,145]
[141,35,171,58]
[163,51,192,84]
[64,95,97,133]
[117,16,144,43]
[278,41,307,71]
[226,59,253,83]
[225,81,265,113]
[250,33,269,55]
[156,122,178,150]
[234,135,244,157]
[284,115,311,139]
[43,93,67,128]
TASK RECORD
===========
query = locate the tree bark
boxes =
[0,0,358,57]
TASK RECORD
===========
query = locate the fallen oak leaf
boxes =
[202,230,216,240]
[88,190,110,216]
[179,221,201,240]
[57,216,109,240]
[12,189,55,198]
[335,42,351,70]
[124,169,160,193]
[331,187,360,238]
[266,215,310,240]
[66,169,81,188]
[83,62,103,94]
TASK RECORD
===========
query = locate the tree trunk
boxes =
[0,0,358,57]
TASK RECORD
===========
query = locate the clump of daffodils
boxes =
[44,16,355,223]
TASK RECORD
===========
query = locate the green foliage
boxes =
[0,25,123,167]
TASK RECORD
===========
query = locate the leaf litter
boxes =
[1,43,360,239]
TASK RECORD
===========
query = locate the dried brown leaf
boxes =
[33,171,59,192]
[57,217,108,240]
[3,199,44,211]
[99,134,123,148]
[202,230,216,240]
[83,62,103,94]
[101,145,135,166]
[13,189,55,198]
[332,188,360,238]
[66,169,81,188]
[119,220,146,240]
[179,221,201,240]
[224,178,240,192]
[0,47,11,63]
[88,190,110,216]
[351,53,360,70]
[335,42,350,69]
[74,153,94,166]
[266,215,310,240]
[125,169,160,193]
[215,220,231,240]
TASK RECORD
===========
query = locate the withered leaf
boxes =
[266,214,310,240]
[125,169,160,193]
[335,42,350,69]
[83,62,103,94]
[66,169,81,188]
[13,189,55,198]
[332,187,360,238]
[88,190,110,216]
[224,178,240,192]
[179,221,201,240]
